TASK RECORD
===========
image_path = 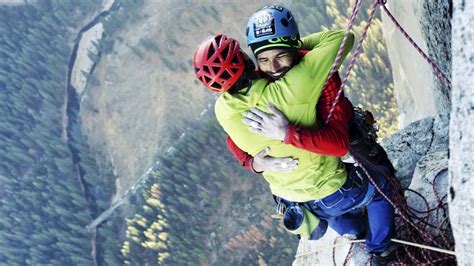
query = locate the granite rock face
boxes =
[381,0,437,128]
[381,1,451,128]
[380,114,449,189]
[406,151,449,237]
[449,0,474,264]
[419,0,452,113]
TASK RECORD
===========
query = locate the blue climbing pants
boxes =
[306,163,395,253]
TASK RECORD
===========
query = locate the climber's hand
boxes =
[252,147,298,173]
[242,103,289,141]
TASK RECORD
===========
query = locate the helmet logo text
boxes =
[253,12,275,38]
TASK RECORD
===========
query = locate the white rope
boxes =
[294,239,365,258]
[390,238,456,256]
[294,238,456,258]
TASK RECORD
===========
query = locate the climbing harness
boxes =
[348,106,380,159]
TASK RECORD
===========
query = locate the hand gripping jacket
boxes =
[246,5,300,55]
[193,35,245,92]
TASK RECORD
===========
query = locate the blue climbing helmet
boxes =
[246,5,300,55]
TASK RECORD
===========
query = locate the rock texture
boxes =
[293,233,369,266]
[407,151,449,237]
[449,0,474,264]
[419,0,452,113]
[381,114,449,189]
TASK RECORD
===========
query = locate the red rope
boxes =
[343,243,355,265]
[378,1,452,90]
[326,0,381,125]
[324,0,452,126]
[332,237,338,265]
[322,0,362,125]
[350,149,456,265]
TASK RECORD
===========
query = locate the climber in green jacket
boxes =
[193,27,395,260]
[213,30,350,202]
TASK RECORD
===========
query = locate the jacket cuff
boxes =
[283,123,298,144]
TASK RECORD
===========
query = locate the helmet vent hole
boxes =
[203,65,210,74]
[231,55,240,64]
[194,67,199,74]
[203,76,211,83]
[230,67,240,73]
[221,70,232,80]
[208,45,215,59]
[211,82,222,90]
[221,45,230,59]
[212,66,220,74]
[281,18,288,27]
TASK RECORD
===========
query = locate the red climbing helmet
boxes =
[193,34,245,92]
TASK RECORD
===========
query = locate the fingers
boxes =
[243,119,266,135]
[267,102,276,112]
[248,126,263,134]
[243,110,264,123]
[244,117,266,135]
[283,159,298,168]
[255,147,270,158]
[242,118,260,127]
[273,159,298,172]
[249,107,269,119]
[275,166,296,172]
[268,157,298,172]
[271,157,297,165]
[245,104,283,121]
[254,152,299,172]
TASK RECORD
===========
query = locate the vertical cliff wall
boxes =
[449,0,474,264]
[381,0,436,128]
[419,0,452,112]
[381,0,451,128]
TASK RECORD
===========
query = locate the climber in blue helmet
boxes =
[246,5,301,80]
[224,5,397,265]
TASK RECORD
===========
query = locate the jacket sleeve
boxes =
[226,135,259,173]
[300,30,354,70]
[283,73,353,157]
